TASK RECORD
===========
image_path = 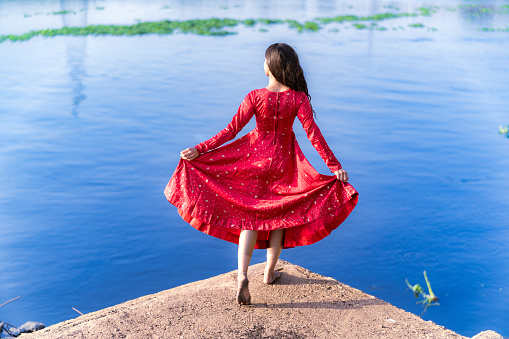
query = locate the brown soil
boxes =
[20,260,469,339]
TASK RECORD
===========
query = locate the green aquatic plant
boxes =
[53,10,76,15]
[242,19,256,27]
[317,12,416,24]
[369,13,415,20]
[460,4,495,16]
[317,15,359,23]
[352,23,368,30]
[499,125,509,138]
[258,18,284,25]
[406,271,439,315]
[351,23,388,31]
[9,5,507,45]
[479,27,509,31]
[418,6,440,16]
[285,20,321,33]
[0,18,241,43]
[304,21,320,31]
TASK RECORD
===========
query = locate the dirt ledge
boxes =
[19,260,490,338]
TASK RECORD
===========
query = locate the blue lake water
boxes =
[1,0,508,337]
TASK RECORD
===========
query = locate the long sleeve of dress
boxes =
[297,93,342,173]
[195,91,255,154]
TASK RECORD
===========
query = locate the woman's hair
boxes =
[265,43,314,116]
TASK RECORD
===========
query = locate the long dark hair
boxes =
[265,43,314,116]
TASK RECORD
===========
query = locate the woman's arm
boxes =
[297,92,348,181]
[183,91,255,159]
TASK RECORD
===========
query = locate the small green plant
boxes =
[52,10,76,15]
[499,125,509,138]
[418,6,439,16]
[242,19,256,27]
[352,23,368,29]
[304,21,320,32]
[258,18,284,25]
[479,27,509,32]
[405,271,439,315]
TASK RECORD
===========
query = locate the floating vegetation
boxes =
[351,23,388,31]
[352,23,368,30]
[459,4,509,16]
[418,6,440,16]
[317,12,416,24]
[479,27,509,31]
[242,19,256,27]
[406,271,440,315]
[0,17,327,44]
[499,125,509,138]
[5,5,509,44]
[53,10,76,15]
[286,20,320,32]
[459,4,494,13]
[258,19,284,25]
[0,19,241,43]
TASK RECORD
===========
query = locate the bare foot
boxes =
[236,273,251,305]
[263,269,281,284]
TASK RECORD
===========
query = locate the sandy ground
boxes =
[19,261,502,339]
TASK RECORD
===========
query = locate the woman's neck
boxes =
[266,75,290,93]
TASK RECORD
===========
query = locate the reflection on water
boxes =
[61,0,88,115]
[0,0,508,338]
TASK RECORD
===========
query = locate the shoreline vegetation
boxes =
[2,5,509,44]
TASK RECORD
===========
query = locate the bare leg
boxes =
[237,230,257,305]
[264,229,283,284]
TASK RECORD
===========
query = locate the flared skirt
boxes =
[164,129,358,249]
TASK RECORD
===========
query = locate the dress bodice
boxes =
[253,88,298,134]
[194,88,342,173]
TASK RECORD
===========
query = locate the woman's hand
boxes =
[180,147,199,161]
[334,169,349,182]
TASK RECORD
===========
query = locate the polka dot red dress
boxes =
[164,88,358,249]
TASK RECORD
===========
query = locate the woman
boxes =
[165,43,358,305]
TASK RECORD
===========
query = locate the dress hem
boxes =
[171,192,358,249]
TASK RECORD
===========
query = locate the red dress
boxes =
[164,88,358,249]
